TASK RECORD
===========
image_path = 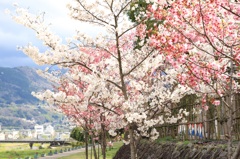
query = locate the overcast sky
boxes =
[0,0,98,68]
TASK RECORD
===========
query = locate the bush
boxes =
[71,141,83,147]
[76,142,83,146]
[39,145,44,149]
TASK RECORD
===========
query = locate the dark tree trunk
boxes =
[85,131,89,159]
[91,135,98,159]
[101,114,107,159]
[129,128,137,159]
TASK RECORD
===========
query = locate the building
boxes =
[0,132,5,140]
[43,125,55,139]
[45,125,55,136]
[12,130,19,139]
[4,130,19,139]
[34,125,44,139]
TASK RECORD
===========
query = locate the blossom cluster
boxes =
[144,0,240,112]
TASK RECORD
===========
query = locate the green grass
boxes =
[155,136,177,143]
[0,143,71,159]
[59,141,123,159]
[0,142,123,159]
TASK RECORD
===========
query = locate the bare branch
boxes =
[123,49,154,76]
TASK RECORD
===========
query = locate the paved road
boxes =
[38,148,85,159]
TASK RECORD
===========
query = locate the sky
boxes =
[0,0,97,68]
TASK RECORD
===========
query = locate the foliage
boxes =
[71,141,84,147]
[70,127,85,142]
[155,136,177,144]
[127,0,163,49]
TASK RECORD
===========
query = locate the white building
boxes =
[43,125,55,139]
[34,125,44,138]
[12,130,19,139]
[0,133,5,140]
[45,125,55,136]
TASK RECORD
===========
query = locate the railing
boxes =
[155,93,240,141]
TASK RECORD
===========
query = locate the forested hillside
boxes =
[0,66,51,104]
[0,66,63,129]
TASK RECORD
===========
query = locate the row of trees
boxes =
[10,0,240,159]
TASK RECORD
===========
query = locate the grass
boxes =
[59,141,123,159]
[0,142,123,159]
[155,136,177,143]
[0,143,71,159]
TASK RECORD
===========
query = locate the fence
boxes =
[156,93,240,141]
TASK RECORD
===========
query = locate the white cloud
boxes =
[2,0,101,40]
[0,28,36,46]
[0,0,102,67]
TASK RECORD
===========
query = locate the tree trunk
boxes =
[91,135,98,159]
[101,118,107,159]
[228,54,234,159]
[129,128,137,159]
[232,141,240,159]
[227,113,233,159]
[85,131,89,159]
[98,143,100,159]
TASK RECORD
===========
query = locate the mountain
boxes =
[0,66,65,129]
[0,66,51,104]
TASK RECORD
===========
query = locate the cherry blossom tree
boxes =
[10,1,193,159]
[31,68,122,159]
[139,0,240,158]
